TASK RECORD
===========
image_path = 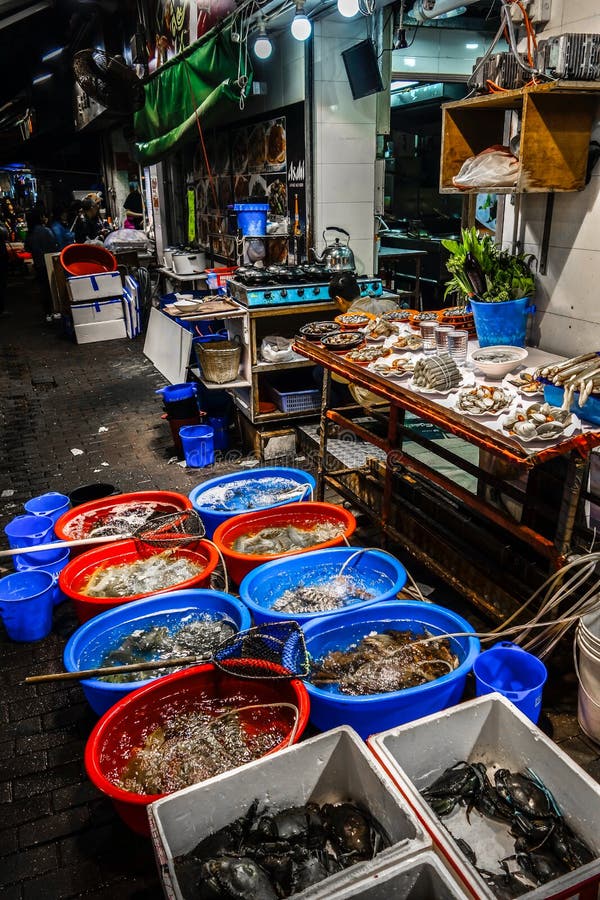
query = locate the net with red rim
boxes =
[214,621,310,679]
[133,508,205,548]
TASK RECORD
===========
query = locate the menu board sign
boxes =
[190,102,306,264]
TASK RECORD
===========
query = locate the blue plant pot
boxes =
[469,296,535,348]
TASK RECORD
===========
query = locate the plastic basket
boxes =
[194,339,242,384]
[266,380,321,413]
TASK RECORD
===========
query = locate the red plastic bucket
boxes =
[84,662,310,835]
[54,491,192,556]
[212,502,356,586]
[58,539,219,623]
[59,243,117,276]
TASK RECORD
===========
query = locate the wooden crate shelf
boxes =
[440,81,600,194]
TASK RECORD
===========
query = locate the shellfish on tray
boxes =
[454,384,514,416]
[505,370,544,395]
[392,334,424,352]
[370,355,414,377]
[346,346,390,365]
[500,402,576,442]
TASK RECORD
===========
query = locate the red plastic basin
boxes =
[58,538,219,623]
[212,502,356,586]
[60,242,117,276]
[55,491,192,556]
[84,662,310,835]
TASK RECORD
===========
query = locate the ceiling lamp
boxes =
[253,19,273,59]
[291,0,311,41]
[337,0,360,17]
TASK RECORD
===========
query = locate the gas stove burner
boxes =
[234,266,273,287]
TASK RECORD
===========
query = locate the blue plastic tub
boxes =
[473,641,547,724]
[302,601,480,739]
[180,425,215,468]
[16,547,70,606]
[232,203,269,236]
[4,514,55,569]
[24,492,70,524]
[63,589,252,716]
[239,547,407,626]
[543,381,600,427]
[0,570,55,642]
[469,297,535,348]
[189,467,316,539]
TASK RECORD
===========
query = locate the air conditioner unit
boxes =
[537,33,600,80]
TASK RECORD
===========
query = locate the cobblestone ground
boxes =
[1,274,599,898]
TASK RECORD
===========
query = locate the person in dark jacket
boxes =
[24,208,58,321]
[123,178,144,229]
[74,197,104,243]
[50,205,75,249]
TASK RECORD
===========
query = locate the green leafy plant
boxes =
[442,227,536,303]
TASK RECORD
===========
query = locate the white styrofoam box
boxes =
[367,694,600,900]
[67,270,123,302]
[74,318,127,344]
[148,726,431,900]
[326,850,470,900]
[71,297,125,326]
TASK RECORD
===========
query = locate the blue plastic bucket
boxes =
[232,203,269,236]
[189,467,316,539]
[16,548,70,606]
[302,601,480,739]
[469,297,535,348]
[0,570,55,641]
[156,382,197,404]
[208,415,229,451]
[240,547,407,626]
[179,425,215,468]
[473,641,547,724]
[4,514,55,569]
[63,589,252,715]
[24,492,70,524]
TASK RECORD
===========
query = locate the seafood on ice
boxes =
[272,575,374,614]
[118,701,292,795]
[98,616,236,682]
[80,550,204,598]
[232,522,345,556]
[310,629,459,695]
[536,351,600,409]
[175,798,391,899]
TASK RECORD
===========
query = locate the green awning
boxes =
[134,24,252,166]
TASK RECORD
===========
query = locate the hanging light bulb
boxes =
[253,19,273,59]
[291,0,311,41]
[337,0,359,16]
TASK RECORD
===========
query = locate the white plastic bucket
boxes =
[574,609,600,744]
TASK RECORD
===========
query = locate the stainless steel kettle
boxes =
[310,227,355,271]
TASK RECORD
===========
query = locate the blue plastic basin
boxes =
[302,601,480,739]
[63,589,252,716]
[189,467,316,539]
[239,547,407,626]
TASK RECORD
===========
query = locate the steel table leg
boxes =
[317,367,332,501]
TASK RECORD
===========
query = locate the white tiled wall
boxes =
[502,1,600,355]
[312,16,379,276]
[236,30,305,121]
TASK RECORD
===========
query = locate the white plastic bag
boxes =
[260,335,300,363]
[453,145,519,190]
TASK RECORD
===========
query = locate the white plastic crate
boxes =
[71,297,124,326]
[148,726,431,900]
[368,694,600,899]
[67,270,123,302]
[74,319,127,344]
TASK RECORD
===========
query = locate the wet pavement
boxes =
[1,272,599,898]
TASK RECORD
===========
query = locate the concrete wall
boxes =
[312,16,379,276]
[502,2,600,356]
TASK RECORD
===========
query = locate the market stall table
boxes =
[294,336,600,621]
